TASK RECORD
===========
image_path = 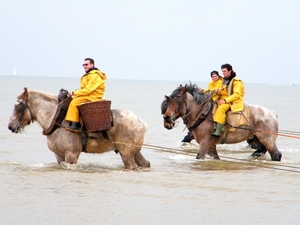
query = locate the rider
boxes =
[181,70,223,143]
[199,70,223,101]
[211,63,245,137]
[65,58,107,132]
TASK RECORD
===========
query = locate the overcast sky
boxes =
[1,0,299,84]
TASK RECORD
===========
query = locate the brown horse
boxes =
[161,83,282,161]
[8,88,150,170]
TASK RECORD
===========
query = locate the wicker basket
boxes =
[78,100,111,132]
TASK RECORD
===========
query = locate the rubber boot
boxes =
[211,123,223,137]
[181,132,194,143]
[65,122,80,133]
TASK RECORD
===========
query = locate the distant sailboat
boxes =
[13,67,18,76]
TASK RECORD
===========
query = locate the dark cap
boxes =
[210,70,219,77]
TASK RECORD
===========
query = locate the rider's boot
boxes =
[65,122,80,133]
[181,132,194,143]
[211,123,223,137]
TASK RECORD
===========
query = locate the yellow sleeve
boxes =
[74,73,104,96]
[225,79,244,103]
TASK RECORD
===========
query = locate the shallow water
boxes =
[1,76,300,224]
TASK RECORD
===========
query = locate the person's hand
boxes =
[198,87,203,91]
[68,91,73,97]
[218,99,226,105]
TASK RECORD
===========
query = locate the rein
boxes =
[186,100,211,131]
[178,94,212,131]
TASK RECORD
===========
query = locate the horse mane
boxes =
[25,90,58,104]
[161,82,211,114]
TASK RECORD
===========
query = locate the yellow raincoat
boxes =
[65,68,107,122]
[213,77,244,124]
[202,77,223,101]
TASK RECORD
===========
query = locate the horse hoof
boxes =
[272,151,282,161]
[195,153,204,160]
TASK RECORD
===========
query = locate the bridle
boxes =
[15,99,34,125]
[174,94,188,115]
[165,93,212,130]
[163,94,188,126]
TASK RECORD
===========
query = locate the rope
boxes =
[142,143,300,174]
[22,120,300,173]
[278,133,300,139]
[278,129,300,139]
[256,129,300,139]
[100,129,300,175]
[181,91,214,121]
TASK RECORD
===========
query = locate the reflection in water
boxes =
[190,160,258,171]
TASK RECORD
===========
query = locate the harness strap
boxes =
[81,134,87,152]
[186,100,212,131]
[102,130,109,140]
[188,118,206,131]
[18,99,34,124]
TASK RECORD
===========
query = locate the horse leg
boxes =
[64,151,80,164]
[250,144,267,158]
[134,151,150,168]
[207,145,220,160]
[118,150,138,170]
[268,145,282,161]
[256,137,282,161]
[248,136,267,158]
[196,143,209,160]
[54,153,64,164]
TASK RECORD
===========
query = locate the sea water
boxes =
[1,76,299,224]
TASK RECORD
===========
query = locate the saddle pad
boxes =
[43,97,72,135]
[226,104,250,132]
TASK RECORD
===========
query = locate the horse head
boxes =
[161,82,213,130]
[8,87,34,133]
[161,85,188,130]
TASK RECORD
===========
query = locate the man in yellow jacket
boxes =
[212,64,244,137]
[65,58,107,132]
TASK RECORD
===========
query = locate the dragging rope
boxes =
[142,143,300,174]
[255,130,300,139]
[278,130,300,139]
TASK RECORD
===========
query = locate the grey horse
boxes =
[8,88,150,170]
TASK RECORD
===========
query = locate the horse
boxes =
[161,83,282,161]
[8,87,150,170]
